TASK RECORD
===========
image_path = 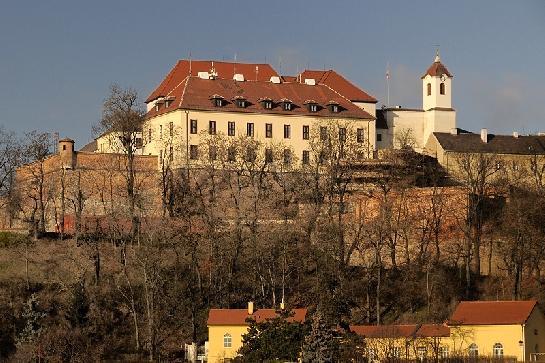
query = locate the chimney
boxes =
[481,128,488,143]
[247,301,254,315]
[450,128,458,135]
[513,131,519,138]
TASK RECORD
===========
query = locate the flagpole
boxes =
[386,62,390,107]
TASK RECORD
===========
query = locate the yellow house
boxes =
[207,302,307,363]
[447,300,545,362]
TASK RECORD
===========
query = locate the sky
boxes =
[1,0,544,147]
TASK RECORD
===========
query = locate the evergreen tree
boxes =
[17,293,46,344]
[302,311,337,363]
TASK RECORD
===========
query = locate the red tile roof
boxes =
[207,308,307,326]
[422,60,453,79]
[350,324,419,338]
[146,60,279,103]
[449,300,538,325]
[298,70,377,103]
[145,77,374,120]
[416,324,450,337]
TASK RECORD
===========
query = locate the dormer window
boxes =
[280,99,293,111]
[164,96,174,108]
[209,94,225,107]
[232,96,247,108]
[155,104,159,112]
[155,99,164,112]
[326,101,340,113]
[259,97,273,110]
[304,100,319,112]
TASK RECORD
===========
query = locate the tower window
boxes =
[63,145,66,151]
[440,82,445,95]
[427,83,432,96]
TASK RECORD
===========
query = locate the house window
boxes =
[214,98,223,107]
[320,126,328,141]
[377,133,382,142]
[427,83,432,96]
[136,138,143,148]
[236,99,246,108]
[265,123,272,138]
[169,146,173,162]
[245,146,256,162]
[284,124,291,139]
[283,149,291,165]
[303,125,309,140]
[417,346,427,361]
[227,147,236,162]
[468,343,478,357]
[247,123,254,137]
[223,333,232,348]
[439,346,449,359]
[283,102,292,111]
[391,347,401,358]
[189,145,198,160]
[228,121,235,136]
[309,104,318,112]
[160,125,163,140]
[302,150,310,165]
[159,150,163,165]
[265,148,273,163]
[190,119,198,134]
[440,82,445,95]
[331,105,339,113]
[209,145,217,161]
[263,101,273,109]
[209,120,216,135]
[165,100,171,108]
[493,343,503,358]
[148,128,152,142]
[169,122,173,137]
[338,127,347,142]
[357,128,364,143]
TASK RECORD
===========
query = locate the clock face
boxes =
[440,74,447,82]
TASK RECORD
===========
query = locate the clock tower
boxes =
[422,51,453,111]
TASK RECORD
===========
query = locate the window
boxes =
[189,145,198,160]
[160,125,163,140]
[155,104,159,112]
[209,120,216,135]
[283,149,291,165]
[357,128,365,143]
[493,343,503,358]
[169,122,173,137]
[439,346,449,359]
[223,333,232,348]
[284,124,291,139]
[416,346,427,361]
[265,148,273,163]
[236,99,246,108]
[214,98,223,107]
[136,138,143,148]
[320,126,328,141]
[427,83,432,96]
[148,128,152,142]
[303,125,309,140]
[331,104,339,113]
[62,145,66,151]
[262,100,273,109]
[283,102,292,111]
[302,150,310,165]
[209,145,217,161]
[227,147,236,162]
[309,104,318,112]
[247,123,254,137]
[377,133,382,142]
[228,121,235,136]
[245,146,256,162]
[440,82,445,95]
[391,347,401,358]
[169,146,173,161]
[339,127,347,142]
[165,100,171,108]
[190,119,198,134]
[159,150,163,165]
[468,343,479,357]
[265,123,272,138]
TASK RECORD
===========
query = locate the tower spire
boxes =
[434,45,441,62]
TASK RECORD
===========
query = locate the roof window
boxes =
[304,100,319,112]
[326,100,340,113]
[209,94,225,107]
[280,98,293,111]
[259,97,273,110]
[232,96,247,108]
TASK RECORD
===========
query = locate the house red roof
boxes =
[207,308,307,326]
[350,324,419,338]
[449,300,538,325]
[422,60,453,79]
[145,76,374,120]
[298,70,377,103]
[416,324,450,337]
[146,60,279,103]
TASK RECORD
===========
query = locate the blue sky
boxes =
[1,0,544,147]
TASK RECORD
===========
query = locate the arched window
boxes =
[440,82,445,95]
[223,333,232,348]
[427,83,432,96]
[469,343,479,357]
[493,343,503,358]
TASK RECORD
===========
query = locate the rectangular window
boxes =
[227,147,236,162]
[159,125,163,140]
[159,150,163,165]
[148,128,152,142]
[209,120,216,135]
[302,150,310,165]
[320,126,328,141]
[189,145,198,159]
[247,122,254,137]
[169,122,173,137]
[284,124,291,139]
[303,125,310,140]
[245,146,256,162]
[209,145,217,161]
[339,127,346,142]
[228,121,235,136]
[377,133,382,142]
[190,119,198,134]
[283,149,291,165]
[357,128,364,143]
[265,123,273,138]
[265,148,273,163]
[169,146,173,162]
